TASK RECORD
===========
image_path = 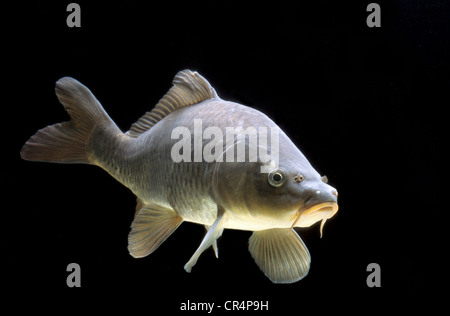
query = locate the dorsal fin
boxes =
[126,70,218,137]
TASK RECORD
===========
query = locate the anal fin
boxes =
[128,203,183,258]
[249,228,310,284]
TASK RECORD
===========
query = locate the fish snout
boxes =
[303,183,338,207]
[291,188,339,230]
[298,181,338,221]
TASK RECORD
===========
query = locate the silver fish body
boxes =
[21,70,338,283]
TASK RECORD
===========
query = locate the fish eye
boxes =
[321,175,328,183]
[268,169,287,187]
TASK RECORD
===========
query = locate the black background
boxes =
[3,0,447,312]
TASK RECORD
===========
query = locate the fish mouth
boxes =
[302,201,339,218]
[290,202,339,237]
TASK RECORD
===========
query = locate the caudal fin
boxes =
[21,77,114,164]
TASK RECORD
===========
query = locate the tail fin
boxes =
[21,77,114,164]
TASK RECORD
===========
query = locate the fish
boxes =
[21,70,339,284]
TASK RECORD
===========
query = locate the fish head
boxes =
[253,161,338,229]
[262,132,339,233]
[211,128,338,233]
[213,158,338,232]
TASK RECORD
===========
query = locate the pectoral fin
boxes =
[184,207,226,272]
[249,228,310,284]
[128,203,183,258]
[204,225,219,258]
